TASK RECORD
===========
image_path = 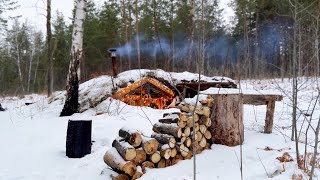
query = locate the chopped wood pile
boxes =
[103,96,214,180]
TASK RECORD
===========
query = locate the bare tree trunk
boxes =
[135,0,141,70]
[188,0,195,72]
[15,35,25,93]
[60,0,87,117]
[47,0,53,97]
[27,36,35,93]
[128,0,132,70]
[171,0,175,72]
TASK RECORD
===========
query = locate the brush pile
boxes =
[103,96,214,180]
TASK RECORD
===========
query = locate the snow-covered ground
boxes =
[1,71,320,180]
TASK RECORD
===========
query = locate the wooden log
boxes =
[112,138,136,161]
[132,148,147,165]
[141,136,159,155]
[111,174,129,180]
[153,122,182,138]
[159,118,178,124]
[204,130,212,140]
[149,151,161,164]
[179,113,189,122]
[177,120,187,128]
[199,116,212,127]
[207,98,214,108]
[265,100,275,133]
[184,150,193,159]
[141,161,155,173]
[132,166,143,180]
[163,112,180,118]
[160,144,171,160]
[171,154,183,165]
[187,118,193,128]
[184,137,192,147]
[210,94,244,146]
[157,159,166,168]
[199,125,207,134]
[176,143,189,157]
[180,136,187,143]
[196,146,205,154]
[103,147,137,176]
[184,127,191,137]
[118,128,142,147]
[170,147,177,158]
[199,137,207,148]
[165,159,172,167]
[177,104,190,112]
[205,142,211,149]
[151,133,176,148]
[196,131,203,142]
[195,106,211,118]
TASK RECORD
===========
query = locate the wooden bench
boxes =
[200,88,283,146]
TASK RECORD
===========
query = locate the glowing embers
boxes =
[114,77,175,109]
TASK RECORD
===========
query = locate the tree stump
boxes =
[66,120,92,158]
[210,94,244,146]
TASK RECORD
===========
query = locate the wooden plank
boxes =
[265,100,276,133]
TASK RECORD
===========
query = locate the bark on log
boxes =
[118,128,142,147]
[159,118,178,124]
[149,151,161,164]
[165,159,171,167]
[151,133,176,148]
[153,122,182,138]
[163,112,180,118]
[112,138,136,161]
[132,166,143,180]
[172,154,183,165]
[141,161,154,173]
[103,148,137,176]
[111,174,129,180]
[141,136,159,155]
[132,148,147,165]
[210,94,244,146]
[157,159,166,168]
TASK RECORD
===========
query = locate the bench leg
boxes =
[265,100,275,133]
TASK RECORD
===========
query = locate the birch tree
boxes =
[60,0,87,116]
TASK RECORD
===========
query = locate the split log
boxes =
[118,128,142,147]
[111,174,129,180]
[170,148,177,158]
[132,148,147,165]
[184,127,191,137]
[199,116,212,127]
[153,122,182,138]
[199,125,207,134]
[151,133,176,148]
[195,106,211,118]
[210,94,244,146]
[204,130,212,140]
[141,136,159,155]
[184,150,193,159]
[112,138,136,161]
[103,148,137,176]
[176,143,189,157]
[141,161,155,173]
[177,104,190,112]
[172,154,183,165]
[183,137,192,147]
[157,159,166,168]
[180,136,187,143]
[194,123,200,132]
[132,166,143,180]
[199,137,207,148]
[149,151,161,164]
[177,120,187,128]
[160,144,171,160]
[196,131,203,142]
[179,113,189,122]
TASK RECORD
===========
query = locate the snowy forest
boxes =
[0,0,319,96]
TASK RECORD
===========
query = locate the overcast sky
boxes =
[7,0,234,33]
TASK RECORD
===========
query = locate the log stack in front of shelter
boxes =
[103,96,214,180]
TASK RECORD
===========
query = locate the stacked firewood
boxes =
[103,96,213,180]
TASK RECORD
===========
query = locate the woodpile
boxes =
[103,96,214,179]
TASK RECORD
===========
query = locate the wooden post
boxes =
[210,94,244,146]
[264,100,275,133]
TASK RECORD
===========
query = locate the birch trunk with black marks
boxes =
[60,0,86,116]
